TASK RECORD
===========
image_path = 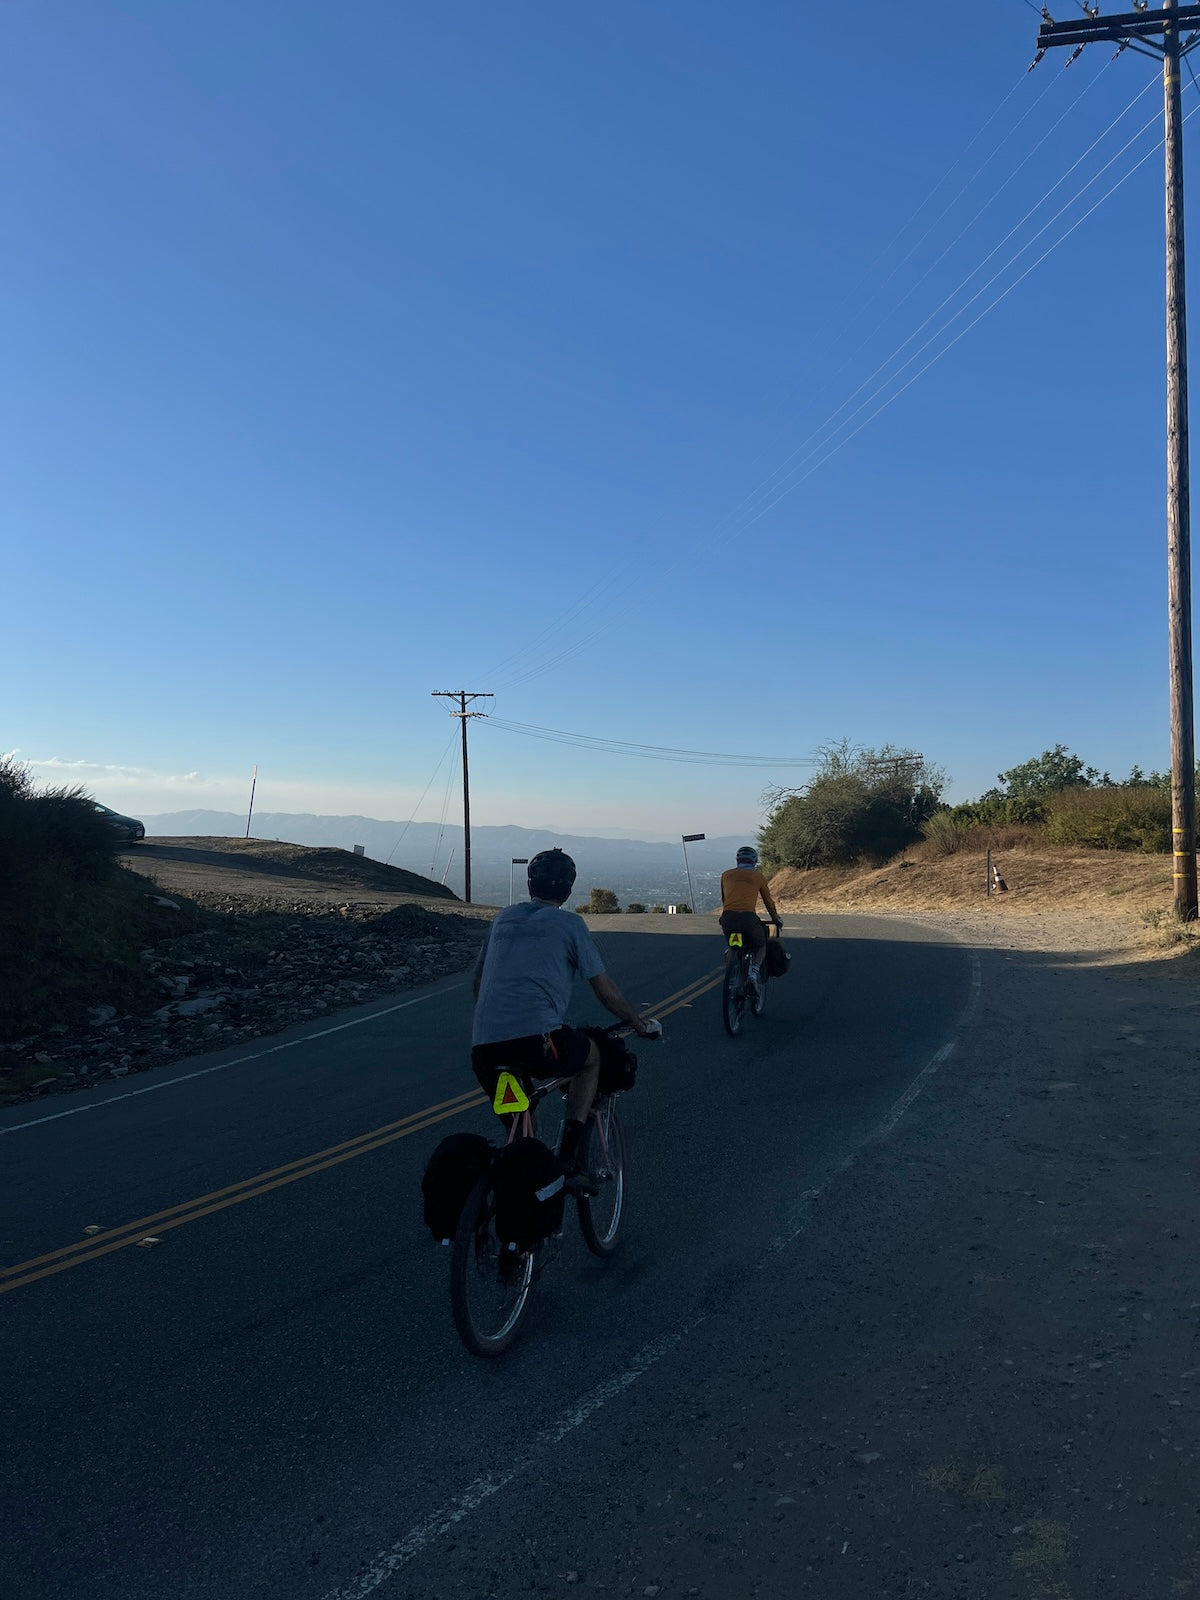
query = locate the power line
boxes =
[482,717,818,768]
[384,731,457,865]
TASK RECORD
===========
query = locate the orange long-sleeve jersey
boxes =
[720,866,779,920]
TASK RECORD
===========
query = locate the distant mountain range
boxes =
[140,810,749,910]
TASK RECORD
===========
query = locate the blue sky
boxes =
[3,0,1192,846]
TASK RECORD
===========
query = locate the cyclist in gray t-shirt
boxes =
[471,848,658,1184]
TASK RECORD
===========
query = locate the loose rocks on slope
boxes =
[0,896,487,1103]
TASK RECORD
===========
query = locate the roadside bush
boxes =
[582,887,621,914]
[920,811,963,857]
[650,904,667,914]
[1043,786,1171,852]
[0,757,130,1039]
[760,742,946,871]
[626,902,646,914]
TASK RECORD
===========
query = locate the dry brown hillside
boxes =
[119,837,460,909]
[770,846,1172,921]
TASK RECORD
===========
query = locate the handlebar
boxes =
[608,1019,663,1042]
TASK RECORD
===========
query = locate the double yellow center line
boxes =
[2,964,723,1296]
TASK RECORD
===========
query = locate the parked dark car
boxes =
[94,802,145,843]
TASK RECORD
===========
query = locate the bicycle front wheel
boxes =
[578,1100,626,1257]
[722,957,744,1036]
[450,1173,535,1357]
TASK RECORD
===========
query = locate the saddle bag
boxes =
[764,935,791,979]
[492,1136,565,1250]
[421,1132,495,1243]
[585,1027,638,1094]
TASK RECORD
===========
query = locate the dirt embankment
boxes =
[0,839,491,1106]
[769,846,1197,970]
[122,836,460,910]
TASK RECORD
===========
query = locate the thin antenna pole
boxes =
[245,766,258,840]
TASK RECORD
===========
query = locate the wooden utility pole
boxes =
[1035,4,1200,919]
[431,690,493,903]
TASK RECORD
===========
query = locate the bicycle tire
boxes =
[751,964,766,1017]
[450,1172,535,1358]
[721,957,744,1037]
[577,1101,626,1257]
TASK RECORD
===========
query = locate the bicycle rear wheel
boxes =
[751,964,766,1017]
[450,1173,535,1357]
[577,1100,626,1257]
[722,957,744,1036]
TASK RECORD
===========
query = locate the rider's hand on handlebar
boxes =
[637,1018,663,1040]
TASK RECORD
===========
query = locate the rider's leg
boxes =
[560,1041,602,1179]
[566,1040,601,1123]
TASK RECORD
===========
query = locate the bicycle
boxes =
[721,919,781,1037]
[450,1022,658,1358]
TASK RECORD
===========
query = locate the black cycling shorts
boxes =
[719,910,767,955]
[470,1026,594,1100]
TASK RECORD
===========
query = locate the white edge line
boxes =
[324,1317,706,1600]
[0,983,466,1135]
[322,946,985,1600]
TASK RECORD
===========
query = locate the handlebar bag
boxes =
[421,1132,495,1243]
[585,1027,638,1094]
[493,1136,565,1249]
[764,936,791,979]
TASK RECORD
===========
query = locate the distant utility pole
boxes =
[431,690,494,903]
[1033,3,1200,920]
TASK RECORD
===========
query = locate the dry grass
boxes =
[770,846,1174,921]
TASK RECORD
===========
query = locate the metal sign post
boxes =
[510,857,529,904]
[245,766,258,840]
[681,832,705,914]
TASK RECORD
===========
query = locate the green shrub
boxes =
[582,887,621,914]
[626,902,647,914]
[650,904,667,914]
[1043,786,1171,852]
[760,743,946,871]
[0,757,134,1039]
[920,811,964,857]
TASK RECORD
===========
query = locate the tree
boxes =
[626,902,647,914]
[759,742,946,871]
[997,744,1107,798]
[582,887,620,914]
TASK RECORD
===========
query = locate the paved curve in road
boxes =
[1,914,974,1600]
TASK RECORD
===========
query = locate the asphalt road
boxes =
[1,913,974,1600]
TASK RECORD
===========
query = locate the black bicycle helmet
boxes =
[527,847,577,904]
[736,845,759,867]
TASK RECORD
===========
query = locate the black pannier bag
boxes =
[422,1132,495,1242]
[492,1136,565,1250]
[584,1027,638,1094]
[764,936,791,979]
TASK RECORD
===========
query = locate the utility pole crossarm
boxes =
[1038,5,1200,51]
[432,690,494,905]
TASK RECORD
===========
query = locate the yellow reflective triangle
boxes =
[493,1072,530,1115]
[728,931,743,948]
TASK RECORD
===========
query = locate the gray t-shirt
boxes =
[472,900,606,1046]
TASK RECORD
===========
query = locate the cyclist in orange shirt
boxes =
[719,845,782,1000]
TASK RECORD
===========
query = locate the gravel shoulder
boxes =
[442,905,1200,1598]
